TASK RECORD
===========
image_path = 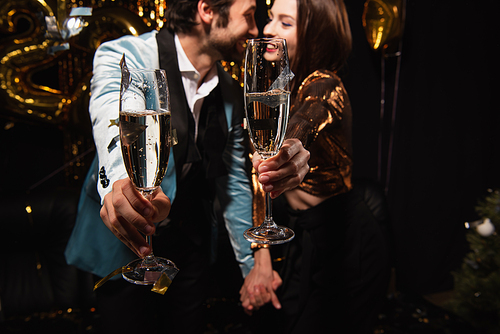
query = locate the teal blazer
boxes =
[65,30,254,279]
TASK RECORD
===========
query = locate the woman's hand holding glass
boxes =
[252,138,310,198]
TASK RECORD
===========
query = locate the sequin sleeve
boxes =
[286,70,353,197]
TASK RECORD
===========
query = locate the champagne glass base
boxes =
[122,257,178,285]
[244,226,295,245]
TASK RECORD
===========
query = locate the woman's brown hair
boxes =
[291,0,352,94]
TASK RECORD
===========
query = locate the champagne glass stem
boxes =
[261,192,277,229]
[266,191,272,221]
[259,156,278,229]
[143,235,156,264]
[140,190,157,265]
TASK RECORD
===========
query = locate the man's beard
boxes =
[210,34,243,63]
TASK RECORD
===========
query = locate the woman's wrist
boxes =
[252,247,272,269]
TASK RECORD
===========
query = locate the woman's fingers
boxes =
[255,139,310,197]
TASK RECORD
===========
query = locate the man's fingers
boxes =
[120,179,156,222]
[241,298,255,316]
[150,188,171,222]
[112,180,156,235]
[249,285,262,306]
[101,190,151,257]
[272,270,283,290]
[270,291,282,310]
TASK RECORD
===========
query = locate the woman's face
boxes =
[263,0,298,63]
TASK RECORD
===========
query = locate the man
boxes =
[65,0,309,333]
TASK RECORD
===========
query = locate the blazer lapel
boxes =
[156,28,190,180]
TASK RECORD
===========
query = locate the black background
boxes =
[343,0,500,295]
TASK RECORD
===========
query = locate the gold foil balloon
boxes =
[0,0,67,125]
[362,0,405,53]
[0,0,159,185]
[0,0,153,126]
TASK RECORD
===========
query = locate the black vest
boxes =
[156,28,228,246]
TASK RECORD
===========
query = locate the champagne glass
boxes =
[243,38,295,244]
[119,57,178,285]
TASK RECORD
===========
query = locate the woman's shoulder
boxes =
[302,69,342,85]
[297,69,346,98]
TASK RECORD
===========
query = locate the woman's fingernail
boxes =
[263,184,274,192]
[143,207,152,216]
[259,175,270,183]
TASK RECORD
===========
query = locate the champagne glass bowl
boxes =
[243,38,295,245]
[119,57,178,284]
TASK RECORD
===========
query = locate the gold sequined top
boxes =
[286,69,353,197]
[251,70,353,226]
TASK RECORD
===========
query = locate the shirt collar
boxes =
[174,34,219,87]
[175,34,198,78]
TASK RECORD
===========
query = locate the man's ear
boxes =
[198,0,214,24]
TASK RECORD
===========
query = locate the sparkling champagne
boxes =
[120,109,171,194]
[246,90,290,158]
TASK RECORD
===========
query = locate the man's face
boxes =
[209,0,258,62]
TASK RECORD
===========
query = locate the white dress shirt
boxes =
[174,34,219,141]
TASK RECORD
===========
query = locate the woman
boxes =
[240,0,390,333]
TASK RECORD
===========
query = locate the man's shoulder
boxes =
[99,30,158,51]
[95,30,160,70]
